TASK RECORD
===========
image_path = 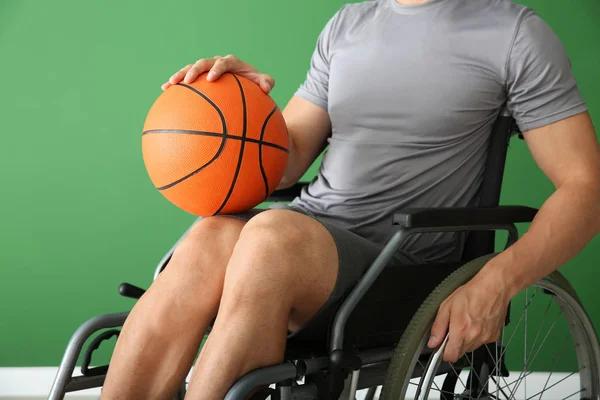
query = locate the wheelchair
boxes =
[49,114,600,400]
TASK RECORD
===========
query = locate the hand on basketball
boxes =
[428,271,511,363]
[161,55,275,94]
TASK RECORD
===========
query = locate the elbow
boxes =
[578,179,600,233]
[276,175,297,190]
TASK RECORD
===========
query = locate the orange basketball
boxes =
[142,73,289,216]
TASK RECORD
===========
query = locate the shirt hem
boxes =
[294,89,328,111]
[517,103,588,132]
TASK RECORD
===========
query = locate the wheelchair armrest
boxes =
[265,182,308,202]
[393,206,538,229]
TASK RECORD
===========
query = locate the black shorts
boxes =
[222,204,419,347]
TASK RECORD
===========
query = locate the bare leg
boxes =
[185,210,339,399]
[101,217,246,400]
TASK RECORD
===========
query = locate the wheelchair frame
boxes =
[49,115,558,400]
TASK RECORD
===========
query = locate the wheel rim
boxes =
[396,276,600,400]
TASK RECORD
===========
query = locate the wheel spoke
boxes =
[496,370,535,393]
[508,311,563,399]
[463,351,491,399]
[539,331,579,400]
[524,369,581,400]
[506,291,559,400]
[523,296,555,369]
[478,290,542,400]
[496,335,500,400]
[466,350,487,397]
[560,389,584,400]
[494,334,572,396]
[467,352,475,399]
[499,319,505,400]
[448,361,468,392]
[490,375,515,400]
[524,310,561,371]
[478,344,512,398]
[494,289,540,368]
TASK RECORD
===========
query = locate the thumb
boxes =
[428,305,450,348]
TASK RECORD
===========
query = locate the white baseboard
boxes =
[0,367,101,399]
[0,367,580,400]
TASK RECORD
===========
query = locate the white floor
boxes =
[1,367,381,399]
[0,367,580,400]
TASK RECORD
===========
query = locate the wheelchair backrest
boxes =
[461,114,519,261]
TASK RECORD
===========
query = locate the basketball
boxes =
[142,73,289,216]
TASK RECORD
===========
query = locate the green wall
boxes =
[0,0,598,369]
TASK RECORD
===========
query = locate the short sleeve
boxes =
[506,10,587,132]
[295,9,344,111]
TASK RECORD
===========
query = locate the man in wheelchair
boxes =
[51,1,599,399]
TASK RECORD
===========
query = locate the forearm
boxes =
[474,180,600,297]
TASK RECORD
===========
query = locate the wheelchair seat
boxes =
[285,260,465,358]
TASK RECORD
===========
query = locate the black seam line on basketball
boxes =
[156,84,228,191]
[215,74,247,214]
[142,129,289,153]
[258,105,279,198]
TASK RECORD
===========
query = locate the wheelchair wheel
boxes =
[381,255,600,400]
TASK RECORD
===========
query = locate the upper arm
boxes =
[279,96,331,188]
[523,112,600,189]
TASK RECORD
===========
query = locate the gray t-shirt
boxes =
[291,0,587,262]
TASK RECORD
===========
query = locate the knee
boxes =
[169,216,244,269]
[162,217,240,301]
[228,211,319,296]
[237,210,308,263]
